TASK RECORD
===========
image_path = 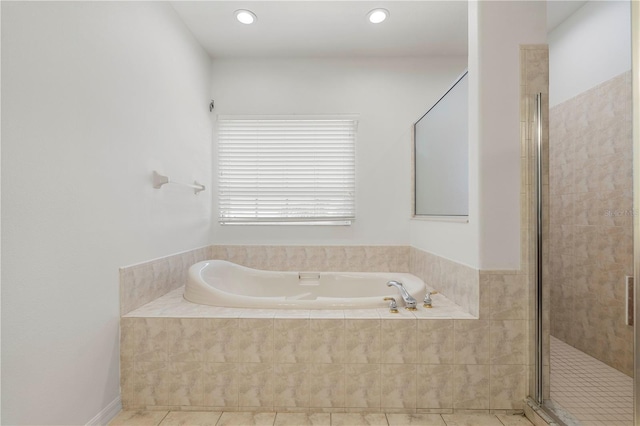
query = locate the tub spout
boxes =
[387,280,417,310]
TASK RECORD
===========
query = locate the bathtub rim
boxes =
[184,259,426,310]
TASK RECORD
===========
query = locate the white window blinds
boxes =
[217,117,357,225]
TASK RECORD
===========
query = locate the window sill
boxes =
[411,215,469,223]
[219,220,353,226]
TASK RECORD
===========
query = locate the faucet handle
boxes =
[383,297,399,313]
[423,291,439,308]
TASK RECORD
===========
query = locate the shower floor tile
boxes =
[550,336,633,426]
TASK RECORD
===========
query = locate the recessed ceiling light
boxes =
[235,9,257,25]
[367,8,389,24]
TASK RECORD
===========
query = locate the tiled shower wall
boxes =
[549,71,633,376]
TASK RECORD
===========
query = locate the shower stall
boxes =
[529,2,639,425]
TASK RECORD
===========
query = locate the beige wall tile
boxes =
[121,318,136,363]
[274,319,309,363]
[381,319,416,364]
[344,364,381,408]
[324,247,348,271]
[453,320,490,365]
[134,319,167,362]
[490,321,526,365]
[308,319,345,364]
[416,364,453,409]
[452,365,490,410]
[133,381,168,407]
[166,319,203,362]
[486,275,527,320]
[381,364,417,409]
[478,280,492,320]
[490,365,526,410]
[408,247,480,316]
[549,71,633,373]
[273,363,309,408]
[120,246,210,316]
[207,245,410,272]
[308,364,345,408]
[524,48,549,94]
[237,318,273,363]
[203,363,238,408]
[344,247,367,271]
[166,362,204,406]
[121,360,135,409]
[237,363,273,408]
[345,319,381,364]
[416,320,453,364]
[203,318,239,363]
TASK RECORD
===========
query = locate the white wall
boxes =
[1,2,212,424]
[409,2,479,267]
[549,1,631,107]
[210,57,467,245]
[409,1,547,270]
[477,1,546,270]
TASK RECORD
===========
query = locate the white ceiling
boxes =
[171,1,591,59]
[170,1,468,59]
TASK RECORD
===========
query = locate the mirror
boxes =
[414,71,469,217]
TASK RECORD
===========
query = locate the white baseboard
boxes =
[86,396,122,426]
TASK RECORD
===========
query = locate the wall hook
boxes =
[209,100,215,112]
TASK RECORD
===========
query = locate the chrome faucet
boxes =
[423,291,438,308]
[383,297,399,313]
[387,280,417,310]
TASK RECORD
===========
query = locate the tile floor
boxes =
[109,411,534,426]
[550,336,633,426]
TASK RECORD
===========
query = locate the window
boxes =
[217,116,357,225]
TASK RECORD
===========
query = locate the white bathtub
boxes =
[185,260,426,309]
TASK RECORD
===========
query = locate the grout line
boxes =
[215,411,223,426]
[156,411,171,426]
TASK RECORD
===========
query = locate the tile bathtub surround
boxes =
[548,71,633,376]
[209,245,411,273]
[409,247,479,316]
[120,246,211,316]
[121,289,527,413]
[120,245,410,317]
